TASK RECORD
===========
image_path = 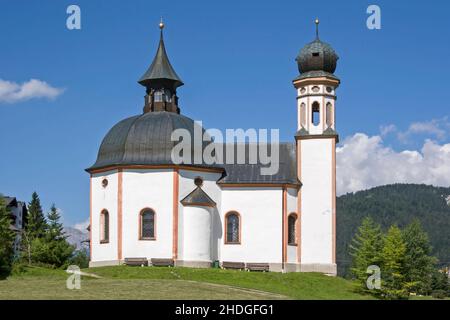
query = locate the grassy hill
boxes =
[0,265,371,300]
[337,184,450,276]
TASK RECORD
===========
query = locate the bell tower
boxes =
[138,19,184,114]
[294,19,339,275]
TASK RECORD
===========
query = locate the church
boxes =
[86,19,339,275]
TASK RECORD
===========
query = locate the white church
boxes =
[87,20,339,275]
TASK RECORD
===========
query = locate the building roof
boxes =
[293,70,339,82]
[295,21,339,79]
[180,187,216,207]
[87,112,222,172]
[2,196,17,207]
[218,143,300,186]
[138,29,183,91]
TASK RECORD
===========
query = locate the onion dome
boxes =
[295,19,339,79]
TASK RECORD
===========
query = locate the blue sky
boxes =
[1,0,449,227]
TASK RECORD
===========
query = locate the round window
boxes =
[194,177,203,187]
[102,179,108,188]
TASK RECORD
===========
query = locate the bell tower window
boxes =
[312,101,320,126]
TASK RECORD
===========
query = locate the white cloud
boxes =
[396,117,450,143]
[379,124,397,137]
[337,133,450,195]
[73,218,90,232]
[0,78,64,103]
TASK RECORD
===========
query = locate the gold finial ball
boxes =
[159,21,165,29]
[315,18,320,25]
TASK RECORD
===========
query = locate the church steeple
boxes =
[139,20,184,114]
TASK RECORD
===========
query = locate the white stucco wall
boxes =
[220,187,282,263]
[91,170,119,262]
[182,206,212,262]
[178,170,222,261]
[300,138,333,264]
[121,169,173,259]
[286,187,299,263]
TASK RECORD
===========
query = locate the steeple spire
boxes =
[315,18,320,40]
[139,20,184,114]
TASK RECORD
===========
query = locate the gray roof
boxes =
[138,31,183,90]
[296,39,339,75]
[87,112,222,171]
[88,114,299,186]
[218,143,299,186]
[295,127,339,142]
[181,187,216,207]
[2,196,17,207]
[293,70,339,81]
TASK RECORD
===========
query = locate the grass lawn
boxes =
[0,265,372,300]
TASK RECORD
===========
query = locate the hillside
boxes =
[337,184,450,276]
[0,265,370,300]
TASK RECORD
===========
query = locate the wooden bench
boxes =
[246,263,270,272]
[124,257,148,267]
[221,261,245,270]
[151,258,174,267]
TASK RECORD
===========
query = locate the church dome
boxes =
[88,112,219,171]
[296,39,338,75]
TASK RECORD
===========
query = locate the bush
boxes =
[431,290,447,299]
[67,249,89,269]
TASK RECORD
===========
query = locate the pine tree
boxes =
[46,204,65,242]
[402,219,437,295]
[380,225,408,299]
[349,217,383,292]
[32,203,74,268]
[0,197,16,276]
[26,192,47,239]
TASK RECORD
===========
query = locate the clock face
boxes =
[312,86,320,93]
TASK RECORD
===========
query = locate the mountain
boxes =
[337,184,450,276]
[64,226,89,250]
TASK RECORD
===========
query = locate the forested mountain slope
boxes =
[337,184,450,276]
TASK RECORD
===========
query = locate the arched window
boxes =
[326,102,333,127]
[288,214,297,245]
[225,212,240,244]
[311,101,320,126]
[100,210,109,243]
[140,209,155,240]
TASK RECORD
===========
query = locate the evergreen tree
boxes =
[380,225,408,299]
[26,192,47,239]
[430,269,449,298]
[402,219,437,295]
[349,216,383,292]
[30,203,75,268]
[46,204,65,242]
[0,197,16,276]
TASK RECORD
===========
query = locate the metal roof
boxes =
[296,39,339,75]
[87,112,222,171]
[138,31,183,90]
[88,115,299,186]
[293,70,340,81]
[218,143,299,186]
[180,187,216,207]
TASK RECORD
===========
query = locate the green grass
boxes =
[0,265,372,300]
